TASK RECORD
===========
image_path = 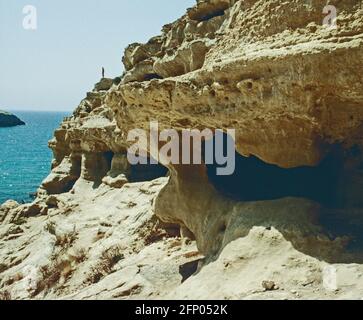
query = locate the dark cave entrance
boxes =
[203,133,342,208]
[128,156,169,183]
[203,134,363,260]
[189,3,229,22]
[198,9,225,21]
[103,151,114,172]
[143,73,163,81]
[63,153,82,193]
[101,152,168,183]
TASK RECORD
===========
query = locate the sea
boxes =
[0,111,69,204]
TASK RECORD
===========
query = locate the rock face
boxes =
[1,0,363,300]
[0,110,25,127]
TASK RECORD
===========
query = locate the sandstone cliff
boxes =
[1,0,363,300]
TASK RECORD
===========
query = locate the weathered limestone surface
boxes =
[107,0,363,262]
[1,0,363,300]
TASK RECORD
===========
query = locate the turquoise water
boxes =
[0,111,69,204]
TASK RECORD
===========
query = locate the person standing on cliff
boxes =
[102,67,105,78]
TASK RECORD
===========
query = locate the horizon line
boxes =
[3,108,73,113]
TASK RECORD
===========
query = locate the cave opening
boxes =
[143,73,163,81]
[128,156,169,183]
[203,133,343,208]
[62,153,82,193]
[189,5,228,22]
[104,151,114,171]
[202,134,363,261]
[198,9,225,21]
[85,151,115,188]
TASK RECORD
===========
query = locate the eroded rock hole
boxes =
[70,154,82,178]
[63,153,82,192]
[190,9,226,22]
[204,133,342,207]
[201,134,363,261]
[246,81,253,90]
[179,259,202,283]
[128,156,168,183]
[199,9,225,21]
[143,73,163,81]
[104,151,114,168]
[82,151,114,187]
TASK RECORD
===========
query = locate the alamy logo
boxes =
[22,5,37,30]
[323,5,337,29]
[127,122,236,176]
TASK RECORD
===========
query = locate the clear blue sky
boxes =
[0,0,195,111]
